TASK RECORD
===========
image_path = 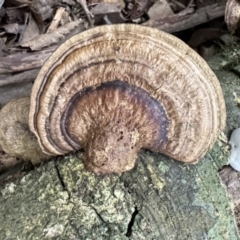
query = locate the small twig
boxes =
[76,0,94,27]
[47,7,67,33]
[0,47,55,74]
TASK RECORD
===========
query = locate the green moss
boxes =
[218,43,240,71]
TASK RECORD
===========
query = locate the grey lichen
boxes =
[0,162,74,240]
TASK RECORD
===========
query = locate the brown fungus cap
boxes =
[29,24,226,175]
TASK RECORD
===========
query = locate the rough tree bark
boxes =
[0,51,240,240]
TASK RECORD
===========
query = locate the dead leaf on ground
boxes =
[19,12,39,44]
[20,19,83,50]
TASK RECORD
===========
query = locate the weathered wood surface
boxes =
[0,47,55,75]
[0,52,240,239]
[143,2,226,33]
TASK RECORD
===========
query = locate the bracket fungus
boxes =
[29,24,226,174]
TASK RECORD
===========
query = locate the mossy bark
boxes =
[0,52,240,239]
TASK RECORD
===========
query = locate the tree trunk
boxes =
[0,51,240,240]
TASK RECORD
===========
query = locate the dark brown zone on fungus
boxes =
[37,58,157,154]
[32,33,158,134]
[60,80,169,174]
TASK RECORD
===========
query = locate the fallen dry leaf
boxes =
[19,13,39,44]
[20,19,83,50]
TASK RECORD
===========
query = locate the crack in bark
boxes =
[54,161,72,202]
[90,205,107,224]
[126,206,139,237]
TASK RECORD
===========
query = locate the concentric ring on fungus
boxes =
[29,24,226,174]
